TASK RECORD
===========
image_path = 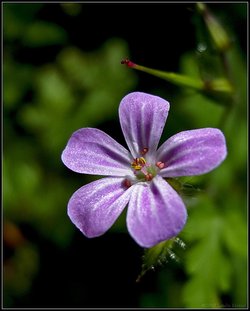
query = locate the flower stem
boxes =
[122,58,204,90]
[121,58,233,96]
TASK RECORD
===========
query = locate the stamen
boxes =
[123,179,132,188]
[131,156,159,183]
[131,157,146,170]
[156,161,165,169]
[141,147,148,156]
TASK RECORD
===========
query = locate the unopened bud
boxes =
[197,3,231,52]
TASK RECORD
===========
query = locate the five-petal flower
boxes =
[61,92,227,248]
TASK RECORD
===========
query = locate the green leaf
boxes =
[3,59,34,109]
[182,196,232,307]
[3,3,44,40]
[22,21,67,47]
[222,209,247,259]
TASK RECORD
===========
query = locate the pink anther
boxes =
[156,161,165,169]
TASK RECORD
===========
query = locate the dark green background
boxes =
[3,2,247,308]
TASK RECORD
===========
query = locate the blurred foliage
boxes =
[3,2,137,307]
[3,2,247,309]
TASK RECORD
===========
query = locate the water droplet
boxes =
[197,42,207,53]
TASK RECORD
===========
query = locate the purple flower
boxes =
[61,92,227,248]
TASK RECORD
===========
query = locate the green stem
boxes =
[134,64,205,90]
[121,59,233,95]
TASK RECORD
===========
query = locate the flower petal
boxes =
[119,92,170,159]
[126,176,187,248]
[68,177,133,237]
[157,128,227,177]
[62,128,132,176]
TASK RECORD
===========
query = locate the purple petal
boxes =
[119,92,170,159]
[157,128,227,177]
[68,177,133,237]
[62,128,132,176]
[126,176,187,248]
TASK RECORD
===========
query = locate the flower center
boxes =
[130,148,165,182]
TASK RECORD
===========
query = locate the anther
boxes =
[131,157,146,170]
[123,179,132,188]
[141,147,148,156]
[156,161,165,169]
[145,173,153,181]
